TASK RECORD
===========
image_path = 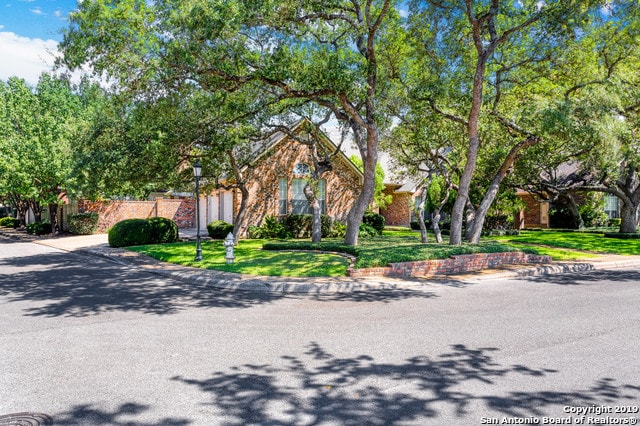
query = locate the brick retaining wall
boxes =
[347,252,551,277]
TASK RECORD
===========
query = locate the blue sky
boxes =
[0,0,78,84]
[2,0,77,41]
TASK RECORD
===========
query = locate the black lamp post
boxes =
[193,159,203,261]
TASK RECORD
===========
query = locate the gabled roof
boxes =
[250,119,364,181]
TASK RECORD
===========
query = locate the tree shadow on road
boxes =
[51,402,190,426]
[0,251,437,317]
[518,269,640,286]
[172,343,640,425]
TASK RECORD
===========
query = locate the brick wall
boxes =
[238,136,362,236]
[381,191,412,226]
[78,198,196,232]
[348,252,551,277]
[517,192,549,228]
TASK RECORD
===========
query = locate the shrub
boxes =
[604,232,640,239]
[26,221,52,235]
[484,214,513,230]
[248,215,290,239]
[108,219,153,248]
[148,217,179,244]
[263,241,359,257]
[358,223,378,238]
[362,212,385,235]
[330,221,347,238]
[207,220,234,239]
[609,218,622,227]
[0,217,20,228]
[282,214,332,238]
[67,212,99,235]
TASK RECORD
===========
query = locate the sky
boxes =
[0,0,78,85]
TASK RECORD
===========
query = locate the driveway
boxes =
[1,240,639,425]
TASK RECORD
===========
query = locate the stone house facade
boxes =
[199,122,364,237]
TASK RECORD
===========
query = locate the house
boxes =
[380,182,417,227]
[198,121,364,237]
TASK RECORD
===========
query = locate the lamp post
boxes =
[193,159,203,261]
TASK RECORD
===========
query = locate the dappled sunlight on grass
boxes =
[492,231,640,256]
[129,240,350,277]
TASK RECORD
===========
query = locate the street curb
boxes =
[73,246,426,294]
[15,231,640,294]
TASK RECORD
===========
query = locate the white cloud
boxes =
[30,7,45,15]
[0,31,58,85]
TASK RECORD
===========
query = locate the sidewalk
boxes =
[6,229,640,294]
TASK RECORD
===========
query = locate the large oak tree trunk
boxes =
[619,201,639,233]
[345,128,378,246]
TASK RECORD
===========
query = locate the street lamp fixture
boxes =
[193,159,203,261]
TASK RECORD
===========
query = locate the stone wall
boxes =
[348,252,551,277]
[78,198,195,232]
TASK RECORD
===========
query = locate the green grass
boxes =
[129,239,351,277]
[489,230,640,256]
[263,233,533,268]
[128,228,640,277]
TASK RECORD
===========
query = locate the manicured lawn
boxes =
[489,230,640,256]
[263,234,532,268]
[128,229,639,277]
[129,239,351,277]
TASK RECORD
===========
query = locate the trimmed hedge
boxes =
[67,212,99,235]
[0,217,20,228]
[108,219,152,248]
[263,241,359,257]
[207,220,234,239]
[108,217,179,247]
[26,222,52,235]
[148,217,179,244]
[604,232,640,239]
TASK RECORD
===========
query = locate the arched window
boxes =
[293,163,311,175]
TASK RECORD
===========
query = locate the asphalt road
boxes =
[1,240,640,425]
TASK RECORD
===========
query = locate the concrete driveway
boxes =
[1,240,640,425]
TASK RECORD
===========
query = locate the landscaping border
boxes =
[348,252,552,277]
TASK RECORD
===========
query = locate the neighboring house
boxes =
[198,122,364,237]
[380,182,417,227]
[515,190,550,229]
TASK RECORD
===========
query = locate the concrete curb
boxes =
[6,229,640,294]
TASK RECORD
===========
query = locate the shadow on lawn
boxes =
[172,342,640,424]
[0,251,436,318]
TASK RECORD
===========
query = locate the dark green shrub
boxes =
[604,232,640,239]
[484,214,513,230]
[248,215,290,239]
[263,241,359,257]
[108,219,152,248]
[26,221,52,235]
[549,207,576,229]
[282,214,332,238]
[67,212,99,235]
[207,220,234,239]
[0,217,20,228]
[609,218,622,227]
[148,217,179,243]
[362,212,385,235]
[358,223,378,238]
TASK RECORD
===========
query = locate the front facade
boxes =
[199,125,364,237]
